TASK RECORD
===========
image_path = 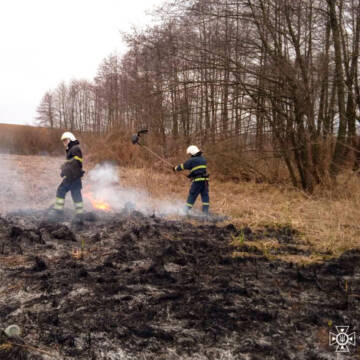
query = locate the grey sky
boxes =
[0,0,163,126]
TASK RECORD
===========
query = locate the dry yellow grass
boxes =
[0,255,30,268]
[0,151,359,262]
[0,123,63,155]
[118,166,360,257]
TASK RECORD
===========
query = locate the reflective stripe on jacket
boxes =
[61,140,84,181]
[175,152,208,180]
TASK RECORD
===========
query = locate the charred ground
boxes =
[0,210,359,359]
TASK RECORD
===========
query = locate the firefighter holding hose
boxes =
[48,132,85,222]
[174,145,210,214]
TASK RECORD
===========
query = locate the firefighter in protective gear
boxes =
[49,132,85,221]
[174,145,210,214]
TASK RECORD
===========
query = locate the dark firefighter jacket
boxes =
[175,152,208,181]
[60,140,84,181]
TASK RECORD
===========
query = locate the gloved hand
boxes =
[173,166,177,172]
[60,163,66,177]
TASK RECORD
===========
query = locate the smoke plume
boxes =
[86,162,186,216]
[0,155,29,213]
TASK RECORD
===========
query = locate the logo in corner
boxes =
[329,326,356,353]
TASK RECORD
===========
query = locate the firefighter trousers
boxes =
[54,178,84,214]
[186,180,209,213]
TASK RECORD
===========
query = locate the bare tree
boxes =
[36,91,56,128]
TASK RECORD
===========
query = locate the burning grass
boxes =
[83,192,111,212]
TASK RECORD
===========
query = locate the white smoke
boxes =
[85,162,186,216]
[0,156,187,216]
[0,155,30,213]
[0,154,65,214]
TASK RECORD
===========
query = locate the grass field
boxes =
[0,123,63,155]
[0,120,359,265]
[1,152,360,359]
[119,166,360,259]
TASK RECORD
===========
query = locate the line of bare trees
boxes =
[37,0,360,191]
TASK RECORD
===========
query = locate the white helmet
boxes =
[60,132,76,142]
[186,145,200,156]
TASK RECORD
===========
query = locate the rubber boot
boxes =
[47,209,65,222]
[72,213,84,226]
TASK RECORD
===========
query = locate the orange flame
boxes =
[84,192,111,212]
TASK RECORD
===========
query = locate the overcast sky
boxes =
[0,0,164,126]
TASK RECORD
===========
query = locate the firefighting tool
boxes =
[131,130,187,177]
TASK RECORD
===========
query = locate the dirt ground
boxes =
[0,155,360,359]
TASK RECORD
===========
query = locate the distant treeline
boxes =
[0,124,63,155]
[37,0,360,192]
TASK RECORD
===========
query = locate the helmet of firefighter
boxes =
[60,132,76,142]
[186,145,200,156]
